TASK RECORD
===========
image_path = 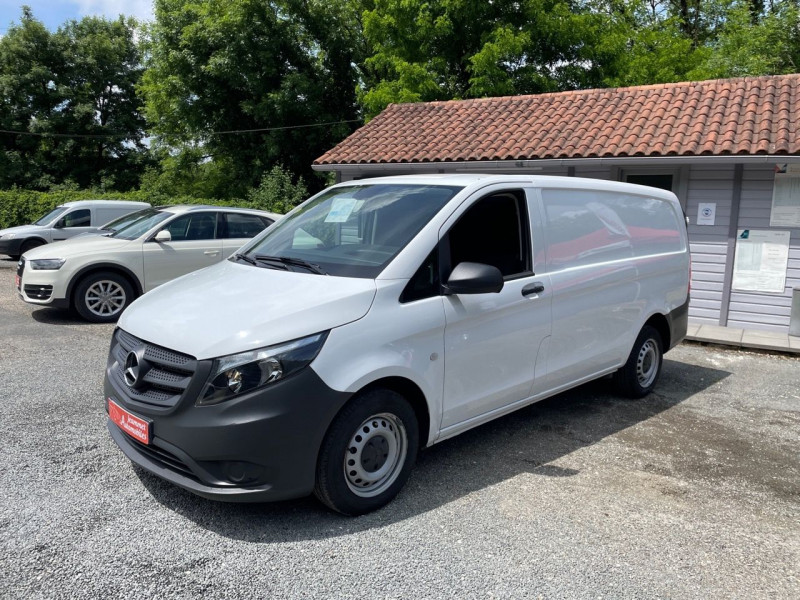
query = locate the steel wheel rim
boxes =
[343,412,408,498]
[85,280,126,317]
[636,339,659,387]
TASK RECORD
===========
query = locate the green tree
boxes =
[0,9,150,191]
[358,0,611,118]
[141,0,362,198]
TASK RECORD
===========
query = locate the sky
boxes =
[0,1,154,34]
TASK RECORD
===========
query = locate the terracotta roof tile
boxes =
[316,75,800,165]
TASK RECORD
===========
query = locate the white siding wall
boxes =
[727,165,800,332]
[684,165,735,324]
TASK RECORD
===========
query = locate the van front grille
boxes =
[110,329,197,408]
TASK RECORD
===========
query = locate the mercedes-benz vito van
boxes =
[104,175,690,515]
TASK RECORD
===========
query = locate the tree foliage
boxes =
[0,9,149,191]
[140,0,363,197]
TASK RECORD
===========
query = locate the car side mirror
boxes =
[53,219,65,229]
[444,262,504,295]
[154,230,172,243]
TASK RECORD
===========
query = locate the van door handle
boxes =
[204,250,220,256]
[522,282,545,297]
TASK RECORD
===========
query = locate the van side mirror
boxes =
[154,229,172,243]
[444,262,504,295]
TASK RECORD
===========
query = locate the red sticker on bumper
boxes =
[108,398,151,445]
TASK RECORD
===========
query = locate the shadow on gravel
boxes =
[135,357,731,540]
[30,308,90,325]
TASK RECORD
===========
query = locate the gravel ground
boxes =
[1,255,798,599]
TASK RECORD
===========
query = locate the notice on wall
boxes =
[697,202,716,226]
[732,229,790,293]
[770,168,800,227]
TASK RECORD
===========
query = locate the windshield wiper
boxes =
[253,254,328,275]
[232,253,259,266]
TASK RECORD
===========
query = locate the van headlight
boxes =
[198,332,328,406]
[29,258,66,270]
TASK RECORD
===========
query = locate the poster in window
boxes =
[770,166,800,227]
[732,229,790,293]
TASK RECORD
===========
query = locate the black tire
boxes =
[73,271,135,323]
[20,238,45,255]
[613,325,663,398]
[7,254,20,261]
[314,388,419,516]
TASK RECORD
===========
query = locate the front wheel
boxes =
[613,325,663,398]
[73,272,135,323]
[314,389,419,515]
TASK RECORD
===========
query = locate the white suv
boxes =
[17,205,279,322]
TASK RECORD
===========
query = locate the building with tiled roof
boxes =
[314,75,800,336]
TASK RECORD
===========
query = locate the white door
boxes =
[441,189,551,430]
[51,208,94,241]
[142,211,223,291]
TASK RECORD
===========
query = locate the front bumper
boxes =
[0,237,23,256]
[104,335,350,503]
[17,265,69,307]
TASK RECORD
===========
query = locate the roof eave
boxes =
[313,154,800,173]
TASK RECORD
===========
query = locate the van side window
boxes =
[542,189,682,270]
[446,190,531,278]
[61,209,91,228]
[400,248,439,303]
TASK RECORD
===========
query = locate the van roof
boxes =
[336,173,679,202]
[59,200,151,208]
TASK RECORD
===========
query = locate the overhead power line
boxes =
[0,118,363,140]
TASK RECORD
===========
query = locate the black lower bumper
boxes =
[0,237,23,256]
[666,295,690,351]
[105,366,351,503]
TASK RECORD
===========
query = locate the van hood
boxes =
[24,234,136,259]
[0,224,42,237]
[118,260,378,359]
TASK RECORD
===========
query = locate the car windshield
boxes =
[99,208,152,232]
[34,206,69,226]
[238,184,461,278]
[111,209,172,240]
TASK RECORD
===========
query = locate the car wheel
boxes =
[613,325,663,398]
[314,388,419,515]
[20,239,44,255]
[74,272,135,323]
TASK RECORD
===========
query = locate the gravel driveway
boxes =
[1,256,798,599]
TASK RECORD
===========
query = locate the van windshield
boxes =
[34,206,68,226]
[238,184,462,278]
[111,209,172,240]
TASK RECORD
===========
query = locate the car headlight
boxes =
[0,233,15,240]
[198,332,328,406]
[28,258,66,270]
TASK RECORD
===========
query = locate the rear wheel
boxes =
[73,271,135,323]
[314,388,419,515]
[613,325,663,398]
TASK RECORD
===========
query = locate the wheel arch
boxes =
[643,312,670,350]
[67,263,143,306]
[327,376,432,451]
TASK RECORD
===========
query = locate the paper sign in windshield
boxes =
[325,197,357,223]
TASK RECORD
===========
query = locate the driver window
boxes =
[446,190,531,278]
[61,209,91,228]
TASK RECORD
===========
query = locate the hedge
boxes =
[0,190,261,229]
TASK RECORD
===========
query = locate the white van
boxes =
[0,200,150,259]
[104,175,690,515]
